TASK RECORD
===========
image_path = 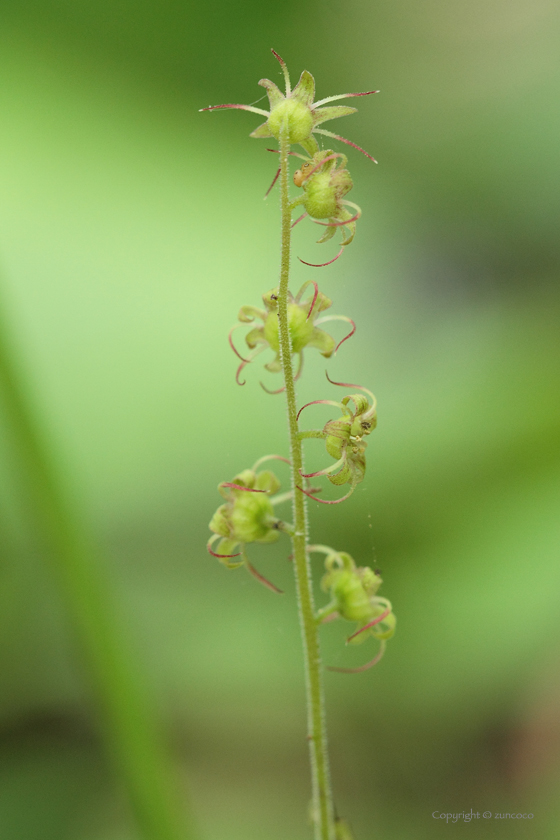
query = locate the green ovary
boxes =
[230,492,276,543]
[263,304,315,353]
[331,572,373,623]
[267,100,314,145]
[303,174,338,219]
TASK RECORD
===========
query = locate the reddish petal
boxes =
[246,561,284,594]
[229,326,251,363]
[207,543,241,560]
[291,213,308,229]
[313,128,377,163]
[346,607,392,642]
[296,486,354,505]
[327,643,386,674]
[298,247,344,267]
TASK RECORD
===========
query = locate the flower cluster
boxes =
[201,50,377,261]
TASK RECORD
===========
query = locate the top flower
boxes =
[200,49,378,161]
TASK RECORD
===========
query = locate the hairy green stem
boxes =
[277,127,335,840]
[0,280,190,840]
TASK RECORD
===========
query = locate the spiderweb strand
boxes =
[220,483,267,493]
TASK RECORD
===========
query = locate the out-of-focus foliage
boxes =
[0,1,559,838]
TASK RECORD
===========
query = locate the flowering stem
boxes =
[278,124,336,840]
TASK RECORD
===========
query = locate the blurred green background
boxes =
[0,1,559,838]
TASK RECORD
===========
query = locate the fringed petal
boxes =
[313,90,379,108]
[313,128,377,163]
[299,246,343,267]
[327,641,386,674]
[246,560,284,594]
[271,49,291,96]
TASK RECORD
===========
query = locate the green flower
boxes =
[207,456,292,592]
[200,49,377,161]
[229,282,355,391]
[310,546,396,672]
[290,150,361,251]
[298,376,377,504]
